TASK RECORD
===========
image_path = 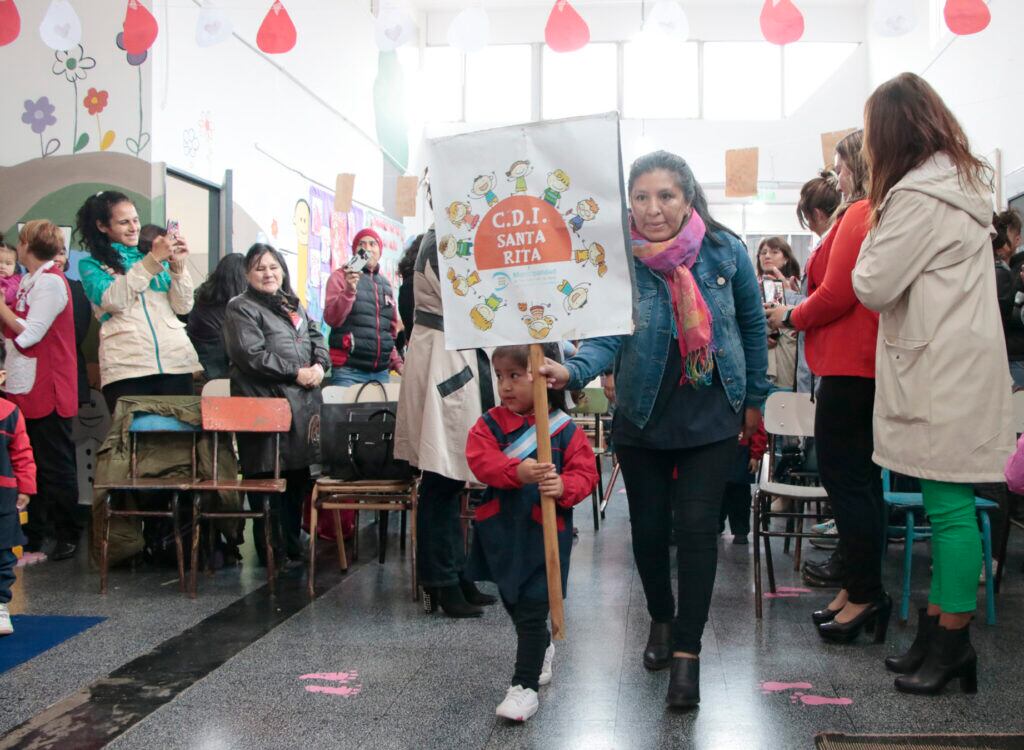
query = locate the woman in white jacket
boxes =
[853,73,1014,696]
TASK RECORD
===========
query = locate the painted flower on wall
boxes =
[52,45,96,82]
[21,97,61,157]
[183,128,200,158]
[22,97,57,134]
[115,31,147,66]
[83,88,108,115]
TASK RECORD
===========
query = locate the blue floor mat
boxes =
[0,615,106,674]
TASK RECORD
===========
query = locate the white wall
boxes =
[151,0,386,252]
[866,0,1024,201]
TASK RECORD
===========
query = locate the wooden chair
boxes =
[753,392,833,618]
[188,396,291,597]
[570,387,609,531]
[995,391,1024,593]
[308,383,418,598]
[95,411,199,595]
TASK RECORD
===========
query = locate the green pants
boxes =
[920,480,980,613]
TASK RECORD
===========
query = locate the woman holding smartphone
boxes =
[757,237,801,392]
[76,191,200,413]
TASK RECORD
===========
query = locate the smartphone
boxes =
[762,279,786,308]
[166,219,179,236]
[346,248,369,272]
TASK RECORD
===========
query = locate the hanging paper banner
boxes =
[820,128,856,170]
[545,0,589,53]
[428,113,633,350]
[334,173,355,213]
[196,0,232,48]
[725,148,759,198]
[760,0,804,46]
[871,0,916,37]
[257,1,296,54]
[944,0,990,36]
[396,175,419,218]
[123,0,158,56]
[0,0,21,47]
[645,0,689,39]
[447,6,489,53]
[39,0,82,50]
[374,3,416,52]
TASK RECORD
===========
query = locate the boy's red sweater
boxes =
[465,406,598,508]
[0,398,37,495]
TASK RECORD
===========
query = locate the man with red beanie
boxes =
[323,227,403,387]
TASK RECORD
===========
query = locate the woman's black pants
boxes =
[814,376,885,604]
[617,437,736,654]
[416,471,467,588]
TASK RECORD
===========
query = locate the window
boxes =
[465,45,532,124]
[399,46,464,122]
[783,42,859,116]
[542,43,617,120]
[623,39,699,119]
[702,42,781,120]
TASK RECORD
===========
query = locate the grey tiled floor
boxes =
[6,482,1024,749]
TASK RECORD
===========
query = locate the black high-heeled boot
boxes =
[436,585,484,618]
[666,657,700,709]
[422,587,438,614]
[643,622,672,671]
[895,623,977,695]
[885,608,938,674]
[817,594,892,644]
[460,579,497,606]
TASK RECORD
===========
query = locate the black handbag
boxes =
[319,381,412,481]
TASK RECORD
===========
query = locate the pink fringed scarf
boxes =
[631,212,714,386]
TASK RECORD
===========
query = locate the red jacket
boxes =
[466,407,597,509]
[790,200,879,379]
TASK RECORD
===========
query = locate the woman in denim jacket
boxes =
[543,151,768,709]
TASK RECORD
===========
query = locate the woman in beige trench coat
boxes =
[853,73,1014,697]
[395,228,498,617]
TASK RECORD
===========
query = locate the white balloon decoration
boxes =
[872,0,917,38]
[39,0,82,51]
[447,6,489,54]
[644,0,689,40]
[375,3,417,52]
[196,0,233,48]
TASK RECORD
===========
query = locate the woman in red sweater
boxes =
[767,130,890,644]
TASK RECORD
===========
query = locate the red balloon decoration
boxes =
[123,0,158,55]
[944,0,990,36]
[545,0,589,53]
[760,0,804,46]
[0,0,21,47]
[257,1,296,54]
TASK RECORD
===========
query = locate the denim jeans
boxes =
[617,437,736,654]
[416,471,466,588]
[327,367,390,389]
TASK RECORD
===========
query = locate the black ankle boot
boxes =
[895,624,977,695]
[459,579,497,606]
[666,657,700,709]
[422,587,438,614]
[885,608,939,674]
[436,585,484,618]
[643,622,672,670]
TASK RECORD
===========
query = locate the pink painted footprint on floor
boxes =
[763,586,813,599]
[760,681,853,706]
[761,681,813,693]
[299,670,363,697]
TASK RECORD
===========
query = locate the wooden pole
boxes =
[529,343,566,641]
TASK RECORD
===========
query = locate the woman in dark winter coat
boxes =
[223,244,330,566]
[188,253,248,381]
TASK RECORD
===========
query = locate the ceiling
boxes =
[406,0,868,10]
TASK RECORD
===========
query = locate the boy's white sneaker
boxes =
[0,603,12,636]
[538,642,554,686]
[495,685,539,722]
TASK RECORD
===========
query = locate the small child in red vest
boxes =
[464,344,597,723]
[0,369,38,636]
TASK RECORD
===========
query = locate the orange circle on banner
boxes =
[474,195,572,271]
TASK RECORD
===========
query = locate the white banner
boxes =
[428,113,634,350]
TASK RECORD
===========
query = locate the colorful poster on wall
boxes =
[427,113,632,351]
[289,184,405,323]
